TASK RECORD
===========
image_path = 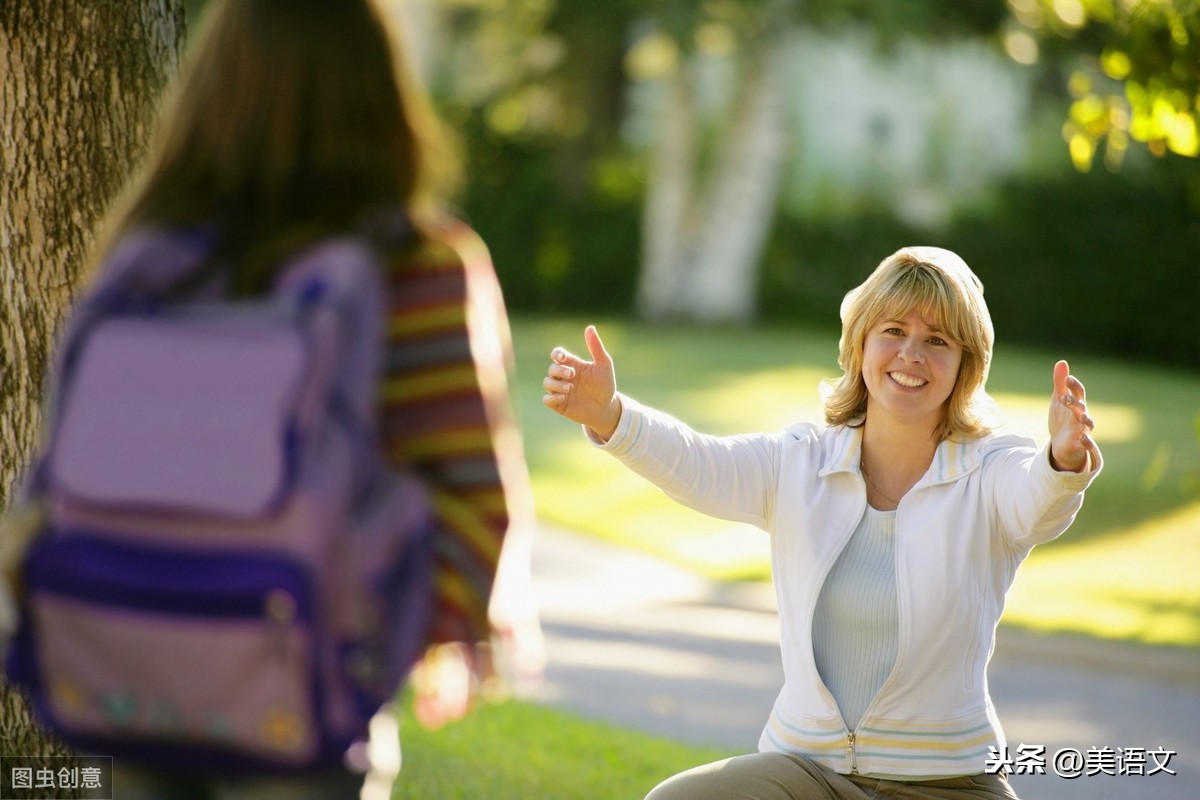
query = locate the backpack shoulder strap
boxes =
[84,227,220,306]
[276,237,388,436]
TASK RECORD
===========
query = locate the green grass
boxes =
[394,700,733,799]
[510,315,1200,647]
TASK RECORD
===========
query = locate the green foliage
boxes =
[802,0,1008,40]
[1007,0,1200,166]
[438,0,1032,318]
[437,1,1197,364]
[941,156,1200,369]
[759,209,917,327]
[431,0,644,313]
[183,0,208,28]
[484,147,1200,370]
[759,155,1200,371]
[461,128,643,313]
[416,0,1200,372]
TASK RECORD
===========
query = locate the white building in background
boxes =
[625,28,1035,231]
[624,27,1037,320]
[781,30,1035,229]
[386,1,1039,320]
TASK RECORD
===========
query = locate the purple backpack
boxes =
[6,228,435,771]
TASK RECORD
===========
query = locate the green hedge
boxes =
[462,133,641,315]
[944,162,1200,369]
[758,159,1200,371]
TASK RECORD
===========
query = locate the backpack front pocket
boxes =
[19,533,324,769]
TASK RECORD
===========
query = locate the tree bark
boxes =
[686,41,788,322]
[636,33,790,323]
[0,0,184,781]
[636,67,698,321]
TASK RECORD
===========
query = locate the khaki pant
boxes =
[645,753,1020,800]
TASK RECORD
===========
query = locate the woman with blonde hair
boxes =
[543,246,1101,800]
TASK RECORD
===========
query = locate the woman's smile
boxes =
[888,371,928,389]
[863,310,963,427]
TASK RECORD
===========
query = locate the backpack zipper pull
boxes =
[264,589,298,656]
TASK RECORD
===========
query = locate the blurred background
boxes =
[229,0,1200,643]
[370,0,1200,366]
[181,0,1200,365]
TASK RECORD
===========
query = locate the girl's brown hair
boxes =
[822,247,997,442]
[92,0,456,287]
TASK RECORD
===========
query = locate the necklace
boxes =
[860,458,899,504]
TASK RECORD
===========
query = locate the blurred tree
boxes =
[419,0,643,312]
[430,0,1012,321]
[628,0,1012,320]
[1002,0,1200,170]
[421,0,1192,334]
[631,0,793,322]
[0,0,185,780]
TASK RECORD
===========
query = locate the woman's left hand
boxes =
[1048,360,1095,473]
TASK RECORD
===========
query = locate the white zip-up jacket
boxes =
[592,395,1102,778]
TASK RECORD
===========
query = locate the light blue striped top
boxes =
[812,506,898,732]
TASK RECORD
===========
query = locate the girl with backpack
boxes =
[7,0,539,797]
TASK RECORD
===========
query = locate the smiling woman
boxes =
[831,250,992,511]
[541,245,1103,800]
[824,248,996,447]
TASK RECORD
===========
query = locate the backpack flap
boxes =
[49,313,309,519]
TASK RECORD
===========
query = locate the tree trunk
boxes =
[0,0,185,781]
[636,67,698,321]
[686,41,788,322]
[636,33,790,323]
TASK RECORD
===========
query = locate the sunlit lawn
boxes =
[510,316,1200,648]
[394,699,733,799]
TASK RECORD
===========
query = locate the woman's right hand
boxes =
[542,325,621,441]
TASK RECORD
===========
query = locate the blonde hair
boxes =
[823,246,996,441]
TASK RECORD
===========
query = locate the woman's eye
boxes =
[930,337,947,346]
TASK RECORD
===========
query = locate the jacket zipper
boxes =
[847,731,859,774]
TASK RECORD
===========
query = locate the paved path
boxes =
[522,526,1200,800]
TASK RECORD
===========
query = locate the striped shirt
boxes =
[378,216,509,646]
